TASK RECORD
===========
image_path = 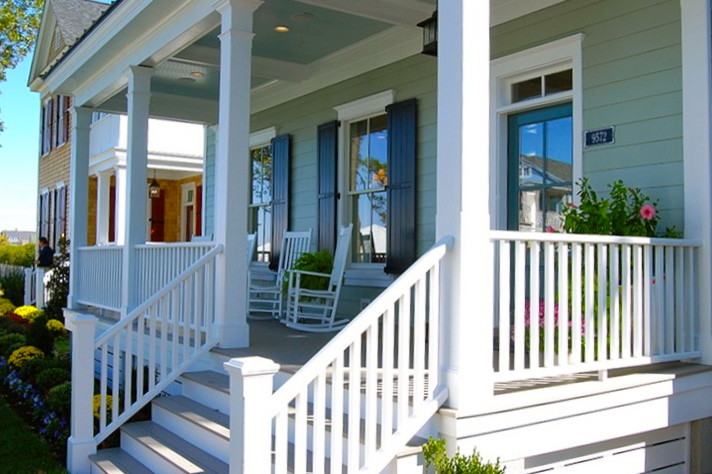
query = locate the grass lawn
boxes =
[0,394,67,473]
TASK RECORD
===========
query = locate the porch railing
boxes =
[226,236,453,473]
[23,267,49,307]
[76,246,124,311]
[88,244,223,445]
[491,231,701,382]
[135,242,215,302]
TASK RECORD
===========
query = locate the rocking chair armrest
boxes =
[291,269,331,279]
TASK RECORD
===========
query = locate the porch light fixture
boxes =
[149,170,161,199]
[274,25,290,33]
[190,71,204,78]
[417,10,437,56]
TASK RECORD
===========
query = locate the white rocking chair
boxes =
[248,229,311,320]
[246,232,257,262]
[285,224,352,332]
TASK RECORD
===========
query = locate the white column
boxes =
[96,171,112,244]
[67,106,93,309]
[682,0,712,364]
[212,0,262,347]
[435,0,493,411]
[114,165,127,245]
[120,66,153,315]
[224,357,279,474]
[64,312,98,473]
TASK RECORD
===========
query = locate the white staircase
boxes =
[70,237,453,473]
[87,360,429,473]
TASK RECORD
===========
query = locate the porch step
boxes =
[121,421,228,473]
[152,395,230,463]
[89,448,153,474]
[180,370,230,414]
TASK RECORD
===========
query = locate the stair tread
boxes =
[122,421,228,473]
[153,395,229,440]
[182,370,229,394]
[89,448,154,474]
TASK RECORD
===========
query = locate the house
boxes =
[31,0,207,256]
[27,0,712,472]
[1,230,37,245]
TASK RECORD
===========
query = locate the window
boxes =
[40,95,70,155]
[348,114,388,263]
[249,144,272,262]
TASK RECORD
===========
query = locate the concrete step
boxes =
[152,395,230,463]
[89,448,153,474]
[121,421,228,473]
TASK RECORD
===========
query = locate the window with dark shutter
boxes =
[384,99,417,275]
[56,96,66,147]
[56,187,66,246]
[317,121,339,253]
[269,134,290,271]
[42,102,52,155]
[63,96,71,144]
[51,97,58,149]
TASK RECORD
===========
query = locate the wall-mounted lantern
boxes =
[149,170,161,199]
[418,10,437,56]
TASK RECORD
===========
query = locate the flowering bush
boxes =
[45,319,66,335]
[522,300,585,354]
[93,394,114,420]
[13,306,43,323]
[8,346,45,368]
[562,178,667,237]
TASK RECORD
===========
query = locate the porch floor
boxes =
[212,319,337,373]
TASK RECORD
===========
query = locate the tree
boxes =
[0,0,44,82]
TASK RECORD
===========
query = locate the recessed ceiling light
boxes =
[274,25,290,33]
[290,12,314,22]
[190,71,204,78]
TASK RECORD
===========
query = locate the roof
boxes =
[51,0,110,47]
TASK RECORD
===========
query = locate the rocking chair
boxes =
[248,229,311,320]
[284,224,352,332]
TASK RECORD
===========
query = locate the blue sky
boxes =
[0,55,39,232]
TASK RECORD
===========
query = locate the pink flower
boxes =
[567,202,577,208]
[545,226,555,233]
[640,204,656,220]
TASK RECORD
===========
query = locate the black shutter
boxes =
[317,121,339,253]
[269,134,290,271]
[384,99,417,275]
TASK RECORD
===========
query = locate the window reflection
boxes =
[249,145,272,262]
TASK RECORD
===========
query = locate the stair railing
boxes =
[80,244,223,447]
[228,237,453,473]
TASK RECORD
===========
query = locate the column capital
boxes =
[126,65,154,95]
[70,106,93,128]
[212,0,263,16]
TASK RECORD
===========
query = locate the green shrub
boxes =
[47,381,72,417]
[423,437,506,474]
[44,237,70,321]
[283,250,334,292]
[25,314,55,356]
[0,314,25,335]
[8,346,45,368]
[0,243,34,267]
[0,298,15,316]
[0,272,26,307]
[19,356,70,381]
[0,333,26,358]
[36,367,71,392]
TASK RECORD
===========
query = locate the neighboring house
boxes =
[27,0,712,473]
[1,230,37,245]
[31,0,207,253]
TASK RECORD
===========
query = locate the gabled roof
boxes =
[52,0,109,47]
[29,0,109,88]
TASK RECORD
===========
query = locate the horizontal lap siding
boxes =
[492,0,683,231]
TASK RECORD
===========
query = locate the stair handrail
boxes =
[267,236,454,473]
[92,243,223,444]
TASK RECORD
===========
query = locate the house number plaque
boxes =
[584,126,615,147]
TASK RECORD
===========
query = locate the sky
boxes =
[0,55,40,232]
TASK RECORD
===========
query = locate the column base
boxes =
[217,321,250,348]
[67,436,96,474]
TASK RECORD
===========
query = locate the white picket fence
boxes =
[491,231,700,382]
[226,236,453,473]
[85,244,223,445]
[76,246,124,311]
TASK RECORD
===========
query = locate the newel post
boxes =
[24,268,33,305]
[36,267,46,308]
[224,357,280,474]
[65,311,98,473]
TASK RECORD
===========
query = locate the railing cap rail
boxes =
[490,230,701,247]
[134,242,215,249]
[269,235,454,411]
[77,245,125,251]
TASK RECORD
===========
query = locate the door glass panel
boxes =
[509,103,573,232]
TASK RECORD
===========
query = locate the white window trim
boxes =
[249,126,277,148]
[334,91,396,288]
[180,182,197,242]
[490,34,584,230]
